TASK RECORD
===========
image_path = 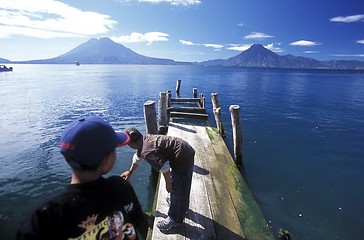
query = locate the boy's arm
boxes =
[159,161,172,192]
[162,170,173,193]
[121,153,142,181]
[121,162,139,181]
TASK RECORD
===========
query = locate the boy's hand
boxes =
[165,179,173,193]
[162,171,173,193]
[121,170,132,181]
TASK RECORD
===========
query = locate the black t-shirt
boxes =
[17,176,146,240]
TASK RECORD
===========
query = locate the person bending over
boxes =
[121,127,195,231]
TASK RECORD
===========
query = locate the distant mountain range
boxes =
[199,44,364,70]
[2,38,364,70]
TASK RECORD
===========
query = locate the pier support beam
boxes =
[229,105,243,167]
[167,90,172,108]
[211,93,225,137]
[193,88,198,98]
[176,80,181,97]
[200,93,205,108]
[158,92,168,134]
[144,100,160,177]
[144,100,158,134]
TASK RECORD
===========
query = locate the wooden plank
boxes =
[207,128,274,240]
[169,112,208,119]
[171,98,201,103]
[168,107,206,114]
[194,127,246,240]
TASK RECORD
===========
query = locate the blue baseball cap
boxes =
[60,116,130,170]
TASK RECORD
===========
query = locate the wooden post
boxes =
[167,90,172,107]
[143,100,159,177]
[176,80,181,97]
[144,100,158,134]
[193,88,198,98]
[158,92,168,134]
[200,93,205,108]
[166,90,172,125]
[211,93,225,137]
[229,105,243,167]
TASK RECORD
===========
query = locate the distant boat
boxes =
[0,65,13,72]
[74,61,80,66]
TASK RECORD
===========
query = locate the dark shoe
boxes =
[156,217,181,230]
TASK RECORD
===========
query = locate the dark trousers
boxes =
[168,157,194,223]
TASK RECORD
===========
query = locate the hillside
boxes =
[201,44,364,70]
[16,37,179,65]
[0,58,11,63]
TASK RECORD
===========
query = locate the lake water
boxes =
[0,64,363,239]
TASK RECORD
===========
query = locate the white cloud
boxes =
[180,40,199,46]
[0,25,83,39]
[244,32,273,40]
[203,43,224,51]
[290,40,321,47]
[304,51,318,54]
[120,0,201,6]
[226,44,252,51]
[111,32,169,45]
[180,40,224,51]
[357,40,364,44]
[330,14,364,23]
[237,22,244,27]
[330,54,364,57]
[0,0,117,39]
[264,43,283,53]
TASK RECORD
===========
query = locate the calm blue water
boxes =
[1,64,363,239]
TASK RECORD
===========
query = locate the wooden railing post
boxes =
[143,100,159,176]
[229,105,243,167]
[176,80,181,97]
[211,93,225,136]
[193,88,198,98]
[144,100,158,134]
[167,90,172,107]
[158,92,168,134]
[200,93,205,109]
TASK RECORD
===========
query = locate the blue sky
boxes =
[0,0,363,62]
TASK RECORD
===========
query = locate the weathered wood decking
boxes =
[149,122,274,240]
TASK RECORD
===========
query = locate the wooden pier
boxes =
[145,85,274,240]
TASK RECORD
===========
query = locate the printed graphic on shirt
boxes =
[69,211,136,240]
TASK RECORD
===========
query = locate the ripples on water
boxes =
[1,65,363,239]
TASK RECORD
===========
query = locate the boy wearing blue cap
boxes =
[17,117,147,240]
